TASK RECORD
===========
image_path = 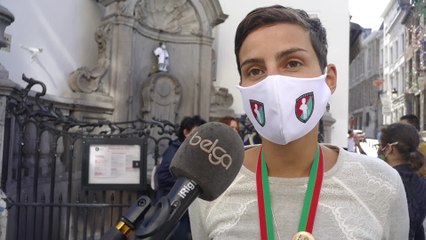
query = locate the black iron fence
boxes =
[2,75,177,240]
[0,74,263,240]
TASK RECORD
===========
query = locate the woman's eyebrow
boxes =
[275,47,307,61]
[240,58,264,70]
[240,47,307,70]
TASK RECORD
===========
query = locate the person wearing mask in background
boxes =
[400,114,426,177]
[379,123,426,240]
[156,115,206,240]
[189,5,409,240]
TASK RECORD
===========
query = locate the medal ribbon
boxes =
[256,145,324,240]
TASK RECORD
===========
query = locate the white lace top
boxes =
[189,146,409,240]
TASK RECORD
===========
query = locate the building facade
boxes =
[349,30,383,139]
[382,0,407,126]
[403,0,426,130]
[350,0,426,136]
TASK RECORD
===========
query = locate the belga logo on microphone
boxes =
[189,131,232,170]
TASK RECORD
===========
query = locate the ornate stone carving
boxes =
[211,87,233,108]
[0,5,15,49]
[134,0,200,35]
[0,63,9,79]
[96,0,126,7]
[68,24,112,93]
[210,87,235,118]
[141,73,181,122]
[117,0,138,17]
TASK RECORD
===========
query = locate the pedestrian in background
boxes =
[355,133,367,155]
[156,115,206,240]
[218,116,240,134]
[400,114,426,177]
[347,129,356,152]
[379,123,426,240]
[347,129,366,154]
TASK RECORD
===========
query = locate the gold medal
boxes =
[292,231,314,240]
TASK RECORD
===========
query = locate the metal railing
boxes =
[2,75,177,240]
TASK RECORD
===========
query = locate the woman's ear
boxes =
[183,129,191,138]
[326,64,337,93]
[382,144,394,157]
[388,145,396,155]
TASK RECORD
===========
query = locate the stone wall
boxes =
[68,0,234,123]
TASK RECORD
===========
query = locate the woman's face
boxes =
[229,120,239,133]
[184,126,200,139]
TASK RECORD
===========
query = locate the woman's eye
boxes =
[286,61,302,68]
[247,68,263,77]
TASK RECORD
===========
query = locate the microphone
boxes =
[170,121,245,201]
[136,122,245,239]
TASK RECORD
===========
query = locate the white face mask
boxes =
[237,73,331,145]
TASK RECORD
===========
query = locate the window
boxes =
[367,47,373,73]
[395,40,399,59]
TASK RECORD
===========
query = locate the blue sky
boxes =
[349,0,389,30]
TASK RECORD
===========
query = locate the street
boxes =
[359,138,380,157]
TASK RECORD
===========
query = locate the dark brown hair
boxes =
[380,123,425,171]
[177,115,206,142]
[219,116,240,133]
[400,114,420,131]
[234,5,328,77]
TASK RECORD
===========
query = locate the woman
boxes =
[379,123,426,240]
[189,5,409,240]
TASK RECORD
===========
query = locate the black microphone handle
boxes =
[101,227,128,240]
[143,177,201,240]
[101,195,154,240]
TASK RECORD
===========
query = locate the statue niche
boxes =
[141,73,181,122]
[67,0,230,122]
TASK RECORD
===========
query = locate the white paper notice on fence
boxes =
[88,144,141,184]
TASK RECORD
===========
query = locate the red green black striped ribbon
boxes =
[256,145,324,240]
